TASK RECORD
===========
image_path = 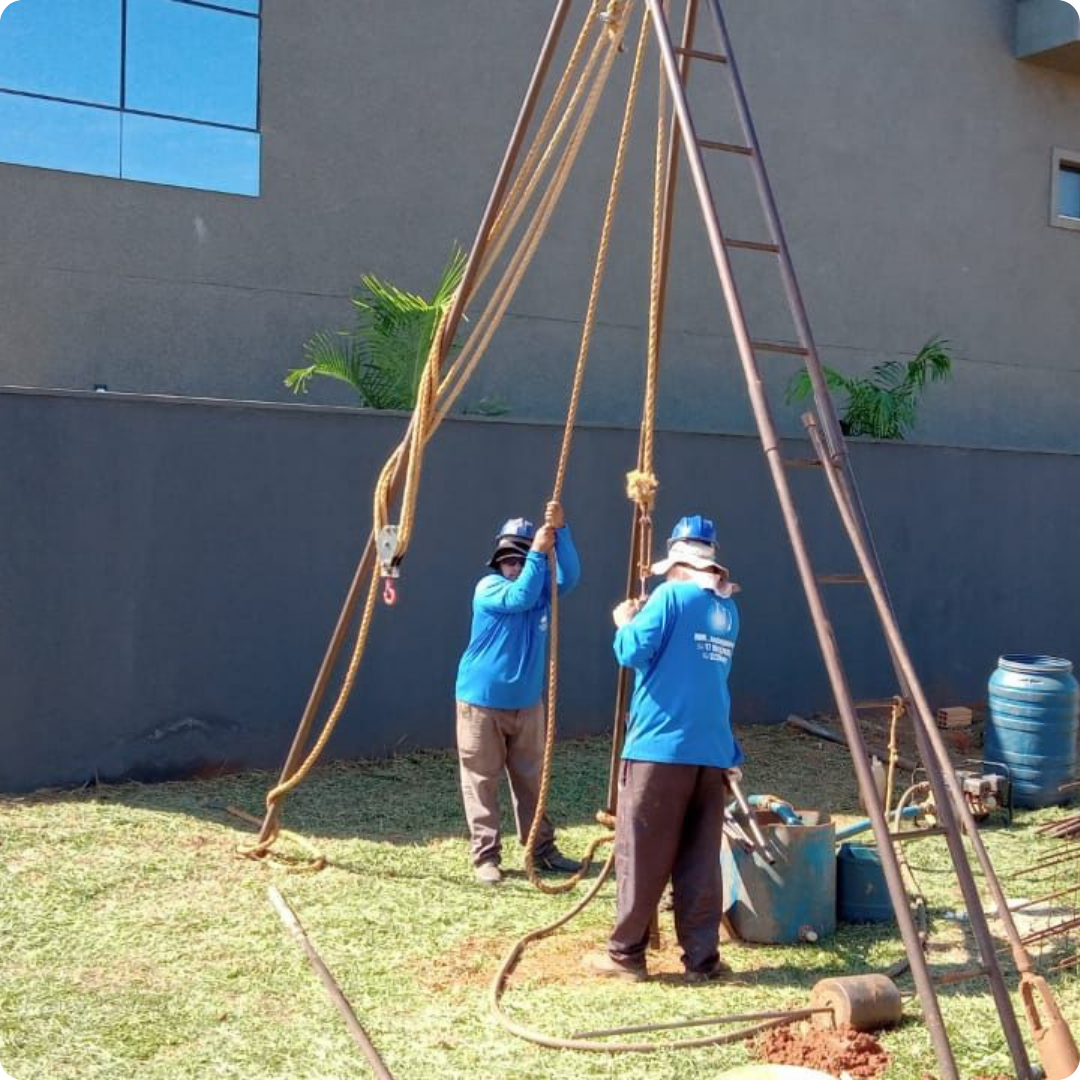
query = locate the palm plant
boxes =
[286,247,467,409]
[784,336,954,440]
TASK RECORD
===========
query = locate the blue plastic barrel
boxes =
[722,810,836,944]
[836,843,894,924]
[986,654,1079,809]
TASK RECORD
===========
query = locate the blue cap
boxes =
[668,514,716,547]
[495,517,535,544]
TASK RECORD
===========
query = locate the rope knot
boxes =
[625,469,659,510]
[599,0,629,40]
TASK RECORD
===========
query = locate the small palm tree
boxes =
[286,247,467,409]
[785,336,954,440]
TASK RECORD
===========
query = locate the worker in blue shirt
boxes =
[455,501,582,886]
[584,514,742,981]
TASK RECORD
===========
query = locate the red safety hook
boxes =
[382,577,397,606]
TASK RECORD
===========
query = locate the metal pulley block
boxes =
[376,525,401,606]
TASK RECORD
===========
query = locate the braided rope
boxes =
[523,2,648,895]
[248,2,627,859]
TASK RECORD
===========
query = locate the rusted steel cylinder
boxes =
[809,974,902,1032]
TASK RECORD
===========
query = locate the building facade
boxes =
[1,0,1079,450]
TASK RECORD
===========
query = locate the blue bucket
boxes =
[836,842,894,924]
[722,810,836,944]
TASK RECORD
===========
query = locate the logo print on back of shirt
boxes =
[708,602,731,635]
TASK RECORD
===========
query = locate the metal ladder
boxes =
[640,1,1078,1077]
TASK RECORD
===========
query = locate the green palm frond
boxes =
[287,245,468,410]
[784,337,955,440]
[783,365,853,406]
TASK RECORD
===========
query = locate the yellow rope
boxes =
[523,2,647,895]
[241,559,382,859]
[477,1,603,290]
[626,48,669,595]
[435,17,626,421]
[248,1,629,860]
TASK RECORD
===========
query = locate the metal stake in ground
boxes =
[268,886,397,1080]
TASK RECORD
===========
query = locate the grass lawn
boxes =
[2,723,1078,1080]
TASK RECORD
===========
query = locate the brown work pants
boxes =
[609,759,728,974]
[455,700,556,867]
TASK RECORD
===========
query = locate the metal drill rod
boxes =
[643,2,959,1075]
[803,415,1035,1080]
[606,0,701,818]
[256,0,575,847]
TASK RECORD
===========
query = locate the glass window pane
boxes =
[122,113,259,195]
[0,91,120,177]
[0,0,121,105]
[1058,167,1080,220]
[125,0,258,128]
[202,0,260,12]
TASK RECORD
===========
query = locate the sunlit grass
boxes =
[1,726,1077,1079]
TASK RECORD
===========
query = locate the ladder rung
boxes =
[699,139,753,156]
[853,698,898,710]
[890,827,950,841]
[750,339,809,357]
[782,457,823,470]
[674,46,728,64]
[727,238,781,254]
[817,573,866,586]
[932,966,990,988]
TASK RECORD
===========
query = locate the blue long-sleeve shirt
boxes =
[614,579,742,768]
[455,526,581,709]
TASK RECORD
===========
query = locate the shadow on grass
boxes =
[3,737,619,848]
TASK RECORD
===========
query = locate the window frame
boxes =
[0,0,261,195]
[1050,147,1080,232]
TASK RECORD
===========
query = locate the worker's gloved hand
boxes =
[724,767,743,785]
[612,598,641,627]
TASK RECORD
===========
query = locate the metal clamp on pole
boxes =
[376,525,401,606]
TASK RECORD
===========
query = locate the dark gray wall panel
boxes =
[3,390,1079,791]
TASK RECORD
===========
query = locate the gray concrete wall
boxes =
[2,389,1079,792]
[2,1,1080,452]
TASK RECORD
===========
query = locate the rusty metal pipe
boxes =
[803,414,1036,1079]
[643,3,958,1076]
[269,887,397,1080]
[256,0,575,846]
[607,0,697,817]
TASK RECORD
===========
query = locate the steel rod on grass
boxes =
[268,886,396,1080]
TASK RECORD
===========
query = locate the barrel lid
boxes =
[998,654,1073,675]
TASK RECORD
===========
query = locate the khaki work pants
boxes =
[455,700,557,867]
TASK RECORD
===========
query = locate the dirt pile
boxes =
[753,1022,891,1079]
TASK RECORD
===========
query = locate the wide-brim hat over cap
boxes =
[650,514,737,591]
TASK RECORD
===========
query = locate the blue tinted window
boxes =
[0,91,120,176]
[204,1,260,12]
[0,0,121,105]
[1058,167,1080,220]
[123,113,259,195]
[126,0,258,129]
[0,0,260,195]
